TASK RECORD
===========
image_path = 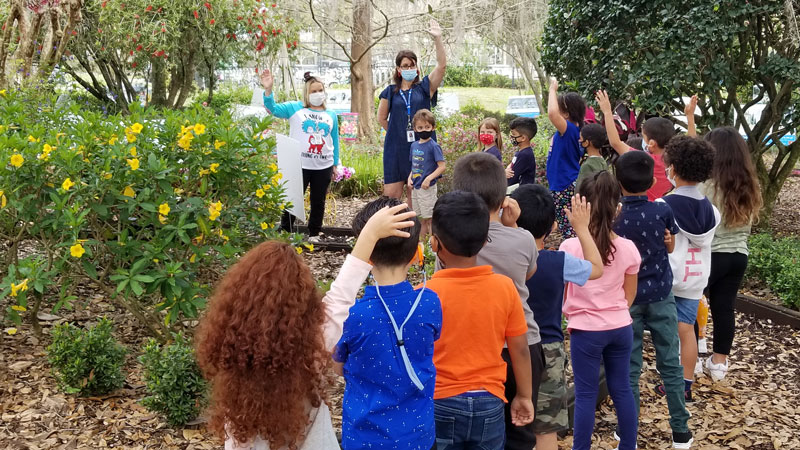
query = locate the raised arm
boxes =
[565,194,604,280]
[547,78,568,135]
[259,68,302,119]
[595,90,630,155]
[427,19,447,96]
[684,95,698,137]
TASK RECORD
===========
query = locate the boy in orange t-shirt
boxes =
[427,190,534,449]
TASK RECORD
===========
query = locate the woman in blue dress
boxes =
[378,19,447,200]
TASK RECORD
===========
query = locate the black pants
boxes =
[280,166,332,236]
[706,252,748,355]
[501,342,545,450]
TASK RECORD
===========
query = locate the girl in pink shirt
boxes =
[559,170,640,450]
[195,204,417,450]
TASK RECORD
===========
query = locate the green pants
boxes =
[629,293,690,433]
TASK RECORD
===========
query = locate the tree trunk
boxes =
[150,58,168,107]
[173,48,196,109]
[350,0,375,140]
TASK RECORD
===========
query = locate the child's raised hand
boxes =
[259,68,274,92]
[549,77,559,92]
[595,90,612,114]
[565,194,591,232]
[510,396,535,426]
[361,203,418,240]
[684,95,698,117]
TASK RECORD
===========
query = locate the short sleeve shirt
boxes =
[613,196,679,304]
[647,152,672,201]
[426,266,527,401]
[559,237,640,331]
[476,222,540,344]
[546,121,583,191]
[410,140,445,189]
[575,156,609,194]
[334,281,442,449]
[484,146,503,162]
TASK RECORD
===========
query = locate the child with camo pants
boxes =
[510,185,604,450]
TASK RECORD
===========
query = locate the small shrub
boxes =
[47,318,127,396]
[330,142,383,197]
[746,233,800,309]
[139,334,208,426]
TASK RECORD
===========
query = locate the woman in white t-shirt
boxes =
[260,70,340,241]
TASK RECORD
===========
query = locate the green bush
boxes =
[330,143,383,197]
[139,335,208,426]
[201,83,257,112]
[747,233,800,309]
[444,65,513,88]
[47,318,127,396]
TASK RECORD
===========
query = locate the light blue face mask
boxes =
[401,69,418,82]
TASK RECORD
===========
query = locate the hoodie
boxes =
[658,186,720,299]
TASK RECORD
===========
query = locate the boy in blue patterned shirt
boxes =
[334,197,442,449]
[612,151,693,449]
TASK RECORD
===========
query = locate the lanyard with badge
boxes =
[399,89,415,142]
[374,276,427,391]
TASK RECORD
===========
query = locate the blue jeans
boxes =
[434,394,505,450]
[571,325,638,450]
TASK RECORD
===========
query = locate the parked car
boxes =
[506,95,540,118]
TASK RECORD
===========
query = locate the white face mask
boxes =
[666,166,677,187]
[308,92,326,107]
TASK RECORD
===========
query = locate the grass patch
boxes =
[330,142,383,197]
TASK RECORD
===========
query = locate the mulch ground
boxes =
[2,186,799,449]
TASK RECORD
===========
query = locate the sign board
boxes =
[275,134,306,223]
[339,112,359,141]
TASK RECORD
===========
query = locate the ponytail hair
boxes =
[579,170,621,265]
[557,92,587,128]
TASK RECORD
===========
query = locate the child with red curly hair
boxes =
[195,203,417,450]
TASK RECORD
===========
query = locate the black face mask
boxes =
[416,130,433,140]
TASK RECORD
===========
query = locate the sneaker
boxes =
[672,430,694,449]
[697,338,708,354]
[654,384,694,403]
[705,356,728,382]
[612,429,638,449]
[307,235,323,244]
[694,357,704,377]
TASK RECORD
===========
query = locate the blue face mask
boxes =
[401,69,418,82]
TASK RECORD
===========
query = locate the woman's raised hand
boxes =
[259,68,274,93]
[428,19,442,39]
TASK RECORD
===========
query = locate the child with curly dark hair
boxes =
[195,203,417,450]
[656,136,720,403]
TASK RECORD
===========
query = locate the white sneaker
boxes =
[694,357,704,377]
[705,356,728,382]
[697,338,708,354]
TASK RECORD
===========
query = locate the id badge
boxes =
[406,129,415,142]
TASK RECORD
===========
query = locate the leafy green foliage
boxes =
[444,65,514,89]
[47,318,127,396]
[139,335,208,426]
[329,143,383,197]
[746,233,800,310]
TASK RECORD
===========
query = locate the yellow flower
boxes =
[123,185,136,198]
[178,133,194,150]
[199,168,210,176]
[126,132,137,143]
[260,222,268,230]
[27,135,39,143]
[10,279,29,297]
[130,123,143,134]
[109,136,118,145]
[127,158,140,171]
[158,215,168,224]
[10,153,24,168]
[194,234,205,244]
[129,147,137,157]
[0,89,6,96]
[209,163,220,173]
[11,305,26,312]
[304,243,315,252]
[214,140,225,150]
[43,143,54,154]
[194,123,206,135]
[6,328,17,335]
[208,201,222,221]
[255,188,265,198]
[268,163,278,171]
[61,178,75,191]
[159,203,170,215]
[102,172,112,180]
[70,243,86,258]
[189,254,197,263]
[0,191,6,208]
[173,187,184,195]
[295,246,303,254]
[180,125,194,135]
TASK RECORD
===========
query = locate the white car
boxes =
[506,95,541,118]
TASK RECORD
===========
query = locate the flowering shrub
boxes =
[333,165,356,182]
[0,89,289,339]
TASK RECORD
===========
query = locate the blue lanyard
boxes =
[375,280,426,391]
[398,89,412,128]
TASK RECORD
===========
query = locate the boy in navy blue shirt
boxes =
[407,109,445,240]
[510,184,603,450]
[334,197,442,449]
[505,117,538,187]
[612,151,693,449]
